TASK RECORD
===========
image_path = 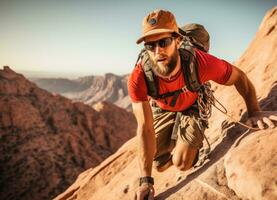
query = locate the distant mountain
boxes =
[31,77,92,93]
[18,69,90,79]
[32,73,132,111]
[0,66,136,200]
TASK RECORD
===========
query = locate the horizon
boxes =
[1,0,276,78]
[16,68,129,79]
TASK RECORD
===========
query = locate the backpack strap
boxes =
[138,49,159,99]
[162,46,201,107]
[179,45,202,92]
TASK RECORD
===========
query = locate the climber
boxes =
[128,9,277,200]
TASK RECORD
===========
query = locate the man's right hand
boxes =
[134,183,155,200]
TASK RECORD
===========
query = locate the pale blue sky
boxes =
[0,0,276,77]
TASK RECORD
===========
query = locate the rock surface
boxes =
[0,67,136,200]
[54,6,277,200]
[224,129,277,200]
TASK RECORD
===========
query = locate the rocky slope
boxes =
[32,73,131,111]
[0,67,136,200]
[54,6,277,200]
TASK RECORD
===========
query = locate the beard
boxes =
[150,46,179,77]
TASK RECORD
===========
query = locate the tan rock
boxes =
[224,129,277,200]
[0,67,136,200]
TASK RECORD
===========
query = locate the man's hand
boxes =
[247,111,277,130]
[134,183,155,200]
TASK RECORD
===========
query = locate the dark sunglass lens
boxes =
[164,38,173,47]
[145,37,172,51]
[159,39,166,48]
[158,37,172,48]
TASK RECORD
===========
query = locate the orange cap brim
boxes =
[136,29,181,44]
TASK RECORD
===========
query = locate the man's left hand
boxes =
[246,111,277,130]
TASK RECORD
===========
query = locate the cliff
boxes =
[0,67,136,200]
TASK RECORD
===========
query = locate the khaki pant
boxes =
[151,105,207,169]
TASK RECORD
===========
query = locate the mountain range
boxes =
[31,73,131,111]
[0,67,136,200]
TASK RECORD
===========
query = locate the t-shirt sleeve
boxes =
[128,63,148,102]
[196,49,233,85]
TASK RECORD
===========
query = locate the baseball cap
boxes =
[136,9,182,44]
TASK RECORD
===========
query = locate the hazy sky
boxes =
[0,0,276,77]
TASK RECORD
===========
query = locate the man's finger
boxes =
[138,193,143,200]
[138,191,145,200]
[148,189,155,200]
[143,192,149,200]
[246,119,252,127]
[257,120,265,130]
[269,115,277,121]
[141,190,150,200]
[263,117,275,128]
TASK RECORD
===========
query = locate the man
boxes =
[128,9,277,200]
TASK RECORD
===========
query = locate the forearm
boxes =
[234,72,261,116]
[137,124,156,177]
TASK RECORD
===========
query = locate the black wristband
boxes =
[139,176,154,186]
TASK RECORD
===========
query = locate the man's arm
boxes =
[224,65,277,129]
[224,65,260,116]
[132,101,156,177]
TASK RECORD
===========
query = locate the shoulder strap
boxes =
[138,49,159,99]
[179,45,201,92]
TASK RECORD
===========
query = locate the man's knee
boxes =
[172,154,193,171]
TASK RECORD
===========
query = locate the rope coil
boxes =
[197,83,259,130]
[194,83,260,168]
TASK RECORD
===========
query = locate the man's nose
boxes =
[154,45,163,54]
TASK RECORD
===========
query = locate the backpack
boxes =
[179,23,210,53]
[136,23,213,119]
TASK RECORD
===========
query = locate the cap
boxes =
[136,9,182,44]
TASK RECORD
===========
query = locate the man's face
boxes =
[144,32,180,77]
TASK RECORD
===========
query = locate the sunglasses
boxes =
[144,37,174,51]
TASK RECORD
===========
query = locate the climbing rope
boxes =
[197,83,214,121]
[194,83,260,168]
[197,83,260,130]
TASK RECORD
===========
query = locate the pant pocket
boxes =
[178,115,204,149]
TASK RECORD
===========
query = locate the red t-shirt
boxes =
[128,49,233,112]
